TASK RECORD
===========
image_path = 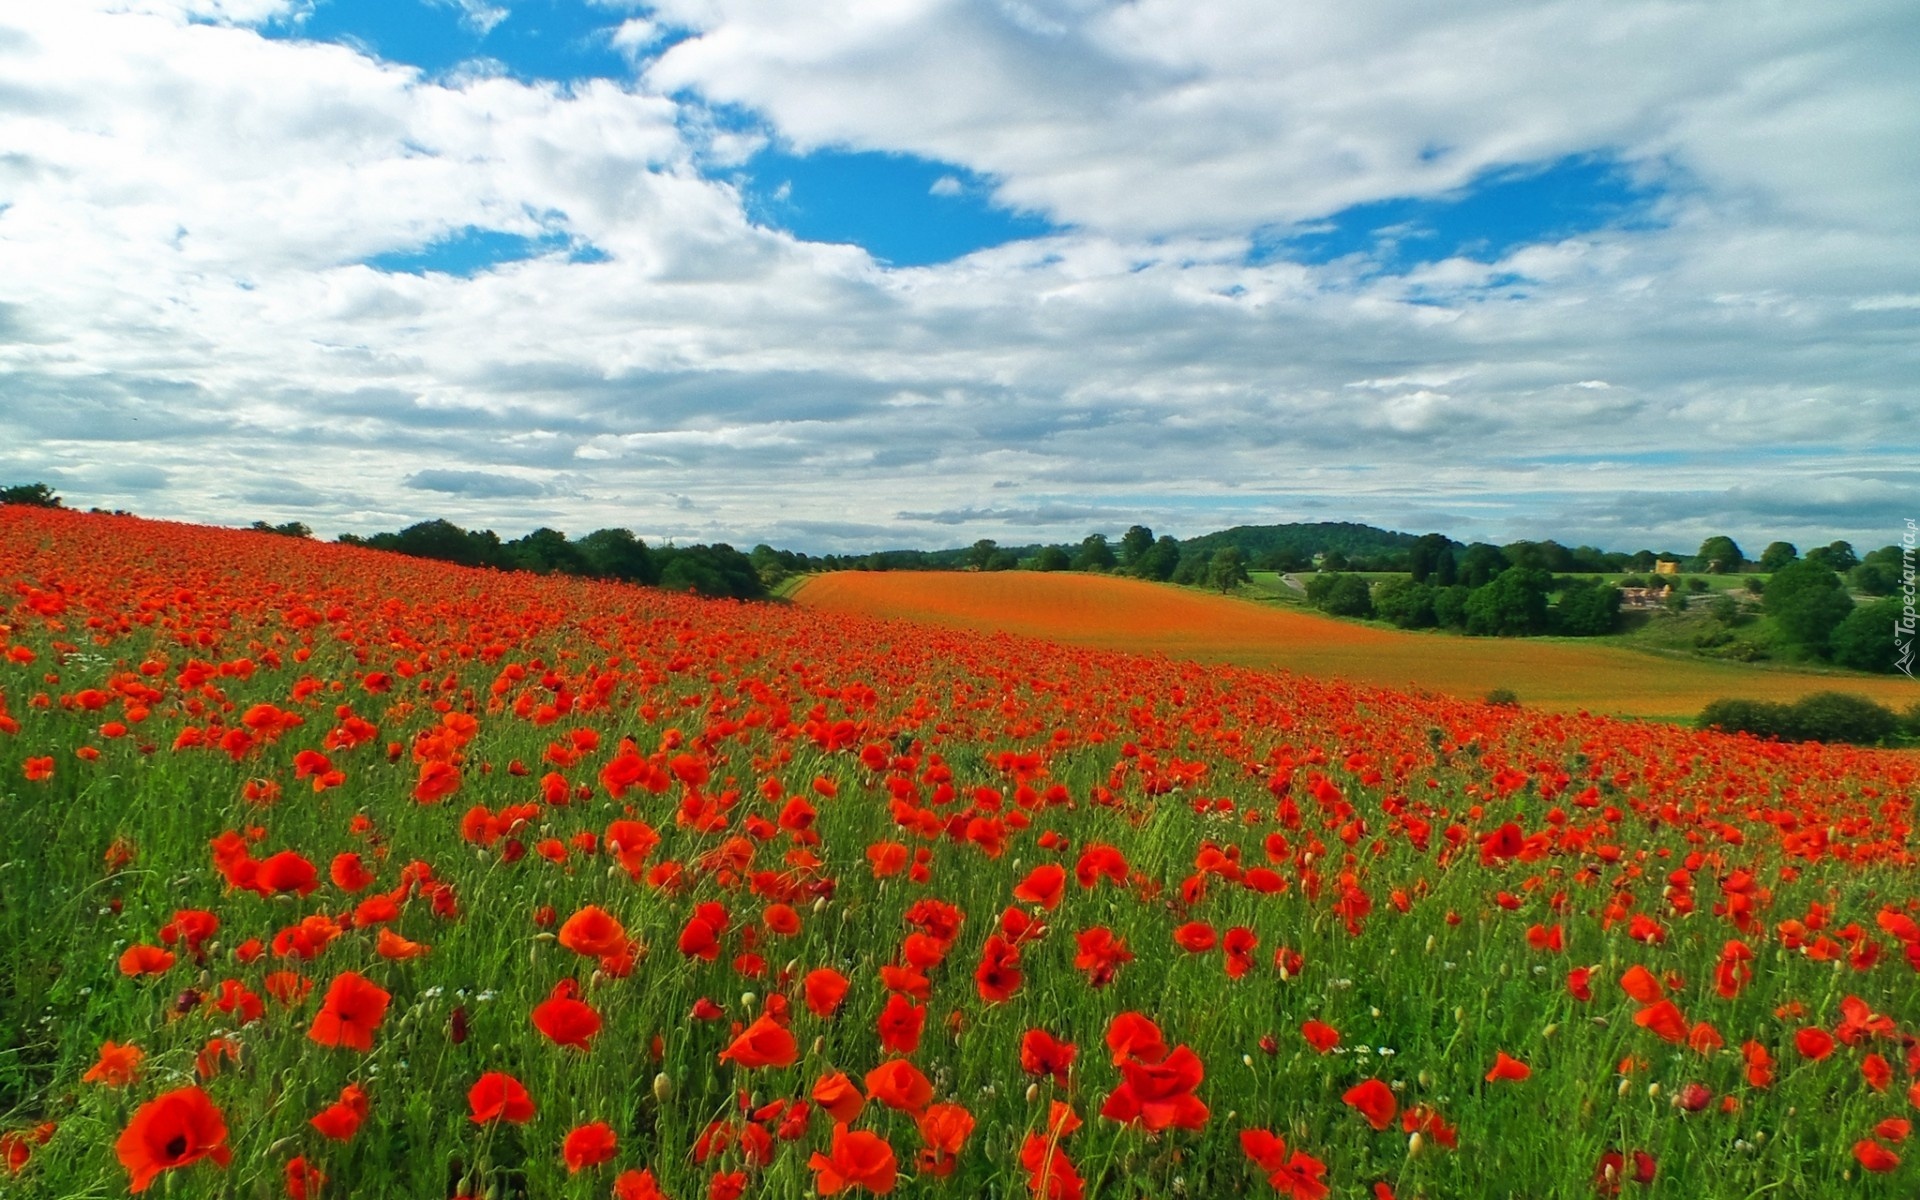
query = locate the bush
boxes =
[1484,688,1520,707]
[1788,691,1900,744]
[1698,692,1900,745]
[1698,698,1794,740]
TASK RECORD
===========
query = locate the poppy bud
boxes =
[1646,1083,1660,1099]
[1025,1083,1039,1103]
[1543,1024,1559,1038]
[1618,1078,1632,1097]
[652,1072,672,1104]
[174,989,202,1014]
[1242,1054,1254,1068]
[741,993,757,1011]
[812,897,828,915]
[811,1036,825,1057]
[450,1006,468,1044]
[1409,1132,1424,1157]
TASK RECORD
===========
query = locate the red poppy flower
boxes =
[1794,1028,1834,1061]
[1173,922,1217,953]
[718,1014,798,1070]
[975,935,1022,1003]
[809,1125,898,1196]
[1633,1000,1688,1045]
[563,1122,618,1173]
[804,967,851,1017]
[613,1169,669,1200]
[310,1083,369,1141]
[1300,1020,1340,1054]
[468,1072,535,1124]
[285,1155,326,1200]
[1484,1051,1530,1083]
[1855,1141,1900,1173]
[558,905,628,959]
[83,1041,144,1087]
[813,1071,865,1124]
[1242,1128,1330,1200]
[119,944,176,977]
[1100,1044,1209,1132]
[1021,1029,1076,1085]
[1343,1079,1397,1131]
[308,970,390,1052]
[877,993,926,1054]
[115,1085,231,1193]
[532,978,601,1051]
[915,1104,975,1177]
[1105,1012,1167,1065]
[1013,864,1067,910]
[1072,926,1133,988]
[865,1059,933,1114]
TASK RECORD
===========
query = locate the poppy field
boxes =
[795,571,1920,718]
[5,505,1920,1200]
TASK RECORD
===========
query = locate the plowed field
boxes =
[795,572,1918,718]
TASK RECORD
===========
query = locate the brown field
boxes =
[794,571,1919,719]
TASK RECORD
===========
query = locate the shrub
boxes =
[1787,691,1899,744]
[1698,698,1794,740]
[1698,692,1899,745]
[1484,688,1520,707]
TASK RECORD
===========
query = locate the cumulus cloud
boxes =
[0,2,1913,554]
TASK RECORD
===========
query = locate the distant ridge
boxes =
[1174,521,1423,563]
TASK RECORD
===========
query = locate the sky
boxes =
[1,1,1917,556]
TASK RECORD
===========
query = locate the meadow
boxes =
[4,507,1920,1199]
[795,572,1919,720]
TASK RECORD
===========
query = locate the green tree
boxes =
[1306,572,1373,618]
[968,539,999,571]
[1135,536,1182,582]
[578,528,660,585]
[1433,584,1473,629]
[1033,545,1071,572]
[1763,558,1854,658]
[1206,547,1250,592]
[1758,541,1798,572]
[1850,560,1898,596]
[1806,540,1859,573]
[1463,567,1553,636]
[1073,534,1117,572]
[1554,580,1622,636]
[1407,533,1452,584]
[505,527,588,575]
[249,520,312,538]
[1695,536,1745,574]
[1457,543,1509,589]
[1119,525,1154,569]
[0,482,63,508]
[1831,598,1903,672]
[1372,578,1437,629]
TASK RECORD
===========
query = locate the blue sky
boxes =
[263,1,1659,275]
[2,0,1915,554]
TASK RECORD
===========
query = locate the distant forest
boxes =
[1,485,1910,667]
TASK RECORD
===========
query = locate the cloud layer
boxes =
[1,0,1915,554]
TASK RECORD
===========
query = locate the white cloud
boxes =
[0,2,1914,555]
[427,0,511,36]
